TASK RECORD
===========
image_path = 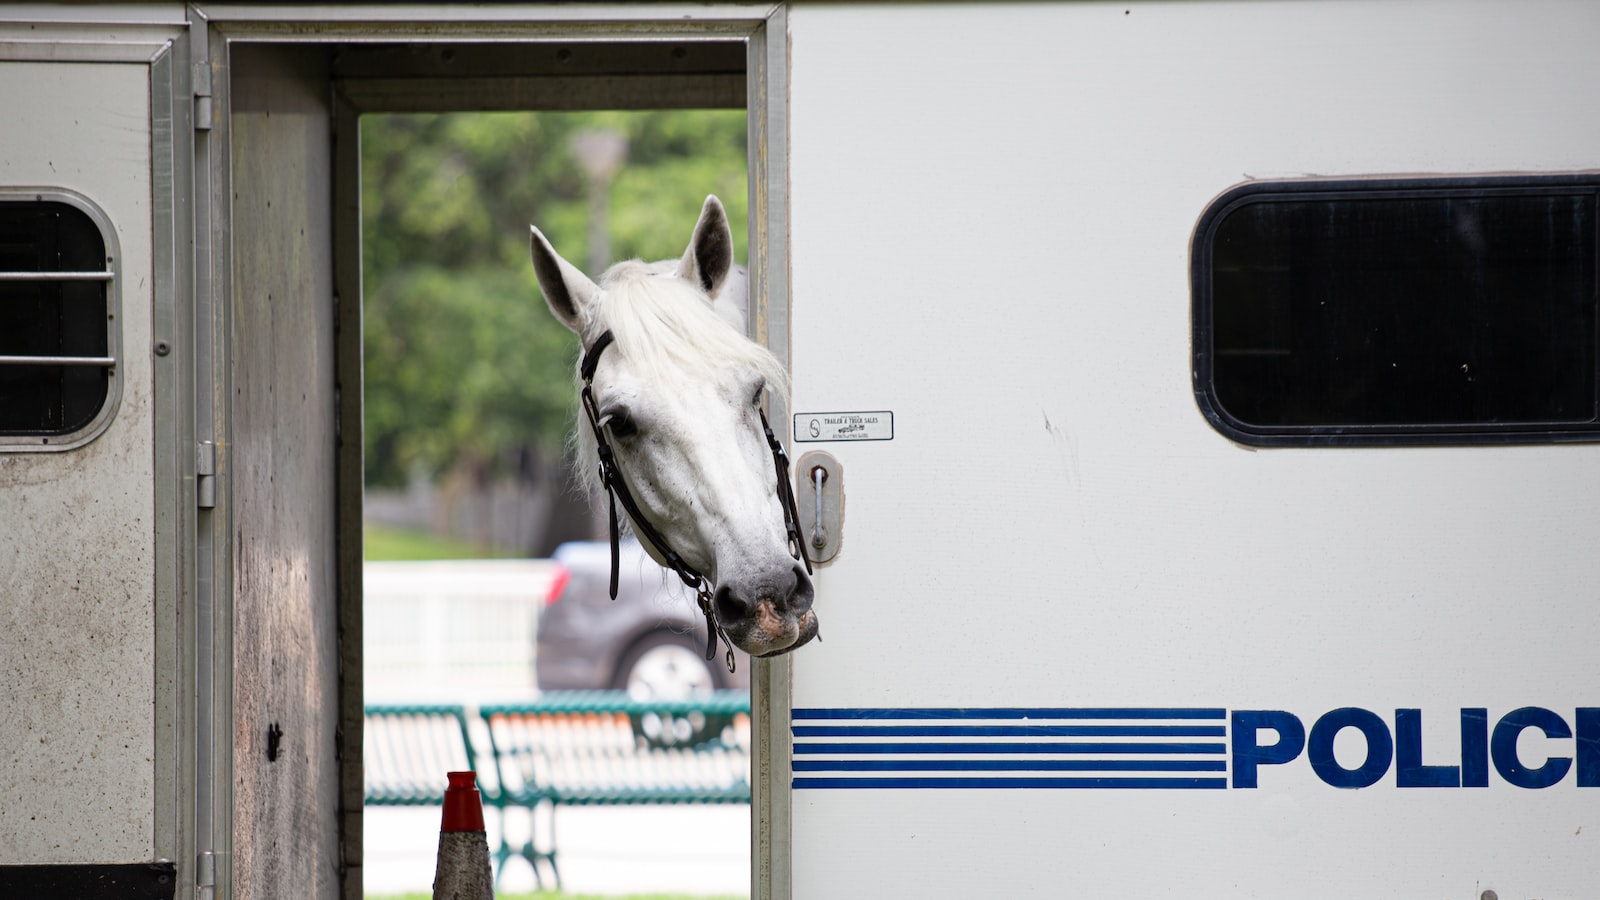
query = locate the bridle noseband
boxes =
[579,329,813,673]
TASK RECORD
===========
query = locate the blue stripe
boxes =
[792,707,1225,721]
[793,758,1226,773]
[792,741,1226,755]
[792,776,1228,790]
[792,724,1225,738]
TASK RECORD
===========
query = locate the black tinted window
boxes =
[1193,177,1600,445]
[0,199,115,444]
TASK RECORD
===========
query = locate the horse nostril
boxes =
[789,566,815,614]
[713,583,750,622]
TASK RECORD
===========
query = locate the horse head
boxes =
[530,195,818,660]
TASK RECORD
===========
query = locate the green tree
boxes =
[361,110,748,491]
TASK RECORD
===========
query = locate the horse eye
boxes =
[604,409,638,439]
[751,382,766,406]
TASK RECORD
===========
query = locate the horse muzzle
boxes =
[715,566,817,657]
[752,608,819,658]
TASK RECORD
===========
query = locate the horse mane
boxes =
[571,260,790,498]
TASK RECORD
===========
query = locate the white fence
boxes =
[364,559,560,702]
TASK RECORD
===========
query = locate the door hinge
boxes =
[197,849,216,888]
[189,7,213,132]
[197,441,217,509]
[193,65,213,132]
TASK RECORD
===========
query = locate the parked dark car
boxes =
[535,538,751,696]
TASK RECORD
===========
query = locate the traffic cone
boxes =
[432,770,494,900]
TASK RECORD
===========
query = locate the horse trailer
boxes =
[1,2,1597,898]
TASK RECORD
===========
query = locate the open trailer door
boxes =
[0,11,190,896]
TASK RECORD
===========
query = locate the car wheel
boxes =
[613,632,731,746]
[613,631,720,697]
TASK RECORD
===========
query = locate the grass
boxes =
[364,523,497,561]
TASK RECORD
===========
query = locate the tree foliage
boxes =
[361,110,748,487]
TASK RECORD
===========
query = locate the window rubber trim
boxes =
[1191,173,1600,448]
[0,188,123,452]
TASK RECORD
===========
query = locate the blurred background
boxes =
[360,109,751,900]
[362,109,749,561]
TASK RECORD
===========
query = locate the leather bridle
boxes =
[579,329,813,673]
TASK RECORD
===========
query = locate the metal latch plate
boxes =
[796,450,843,566]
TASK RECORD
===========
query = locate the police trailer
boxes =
[0,3,1595,898]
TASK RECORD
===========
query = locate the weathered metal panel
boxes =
[227,42,341,900]
[0,58,158,864]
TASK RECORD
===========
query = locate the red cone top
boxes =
[440,770,486,832]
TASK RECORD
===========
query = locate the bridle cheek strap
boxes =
[579,329,811,674]
[762,407,814,576]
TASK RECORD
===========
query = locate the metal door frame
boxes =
[189,5,793,899]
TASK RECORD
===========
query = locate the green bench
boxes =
[479,691,751,888]
[363,703,480,807]
[363,692,751,890]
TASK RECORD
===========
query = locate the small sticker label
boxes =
[794,411,894,442]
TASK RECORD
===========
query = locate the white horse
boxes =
[530,195,817,661]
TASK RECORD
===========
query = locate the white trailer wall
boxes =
[786,2,1600,896]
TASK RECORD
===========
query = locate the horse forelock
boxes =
[571,262,789,499]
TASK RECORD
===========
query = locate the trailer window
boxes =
[1192,176,1600,445]
[0,195,119,450]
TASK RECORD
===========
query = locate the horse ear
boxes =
[530,226,599,332]
[678,194,734,299]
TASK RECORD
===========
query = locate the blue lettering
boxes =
[1308,708,1391,788]
[1578,708,1599,787]
[1231,710,1304,789]
[1395,709,1459,787]
[1226,705,1595,790]
[1460,708,1489,788]
[1490,706,1571,789]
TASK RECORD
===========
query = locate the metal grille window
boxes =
[0,193,120,449]
[1192,175,1600,446]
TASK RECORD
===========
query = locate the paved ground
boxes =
[363,803,750,897]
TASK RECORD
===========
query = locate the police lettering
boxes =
[1231,707,1599,789]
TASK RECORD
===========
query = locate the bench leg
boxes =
[529,797,559,891]
[491,797,559,892]
[488,801,550,892]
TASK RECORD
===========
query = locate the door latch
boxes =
[795,450,843,565]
